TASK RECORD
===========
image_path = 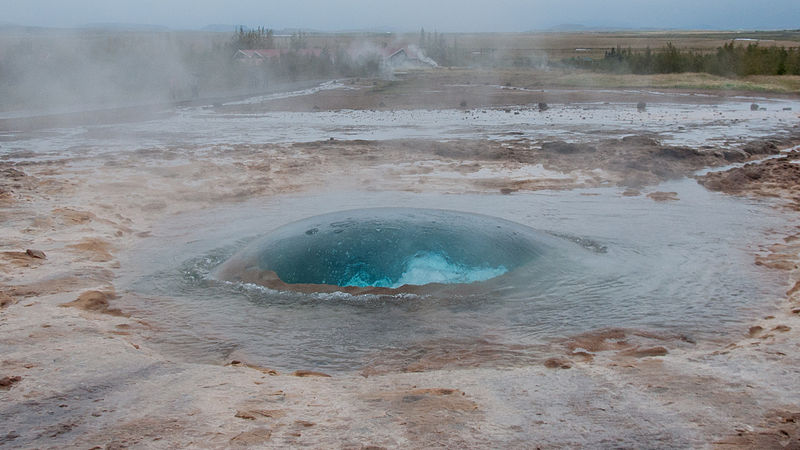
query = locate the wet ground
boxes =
[1,76,800,447]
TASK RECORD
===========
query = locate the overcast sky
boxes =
[3,0,800,31]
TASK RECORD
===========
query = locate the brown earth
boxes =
[59,290,125,316]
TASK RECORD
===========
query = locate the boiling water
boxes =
[214,208,561,289]
[120,180,788,373]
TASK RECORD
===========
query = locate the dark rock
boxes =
[637,101,646,112]
[25,249,46,259]
[0,376,22,389]
[750,103,760,111]
[538,102,549,112]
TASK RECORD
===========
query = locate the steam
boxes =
[406,44,439,67]
[0,30,221,114]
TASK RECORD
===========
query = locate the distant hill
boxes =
[546,24,639,32]
[202,24,248,33]
[79,23,170,32]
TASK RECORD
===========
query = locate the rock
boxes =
[751,103,760,111]
[538,102,548,112]
[25,249,46,259]
[748,326,764,337]
[637,101,646,112]
[0,376,22,389]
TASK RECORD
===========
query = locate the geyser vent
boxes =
[215,208,552,293]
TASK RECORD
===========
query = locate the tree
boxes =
[231,26,274,50]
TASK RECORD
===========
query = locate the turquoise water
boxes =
[215,208,545,290]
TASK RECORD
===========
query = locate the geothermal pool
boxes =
[121,181,787,373]
[214,208,562,291]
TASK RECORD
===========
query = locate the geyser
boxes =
[215,208,555,294]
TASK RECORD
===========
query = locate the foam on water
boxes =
[342,251,508,288]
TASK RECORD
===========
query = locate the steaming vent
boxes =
[214,208,553,294]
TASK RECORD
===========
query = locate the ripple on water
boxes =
[121,184,789,373]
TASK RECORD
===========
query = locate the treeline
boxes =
[566,42,800,76]
[231,26,274,50]
[231,29,383,86]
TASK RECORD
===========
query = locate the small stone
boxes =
[25,249,46,259]
[0,376,22,389]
